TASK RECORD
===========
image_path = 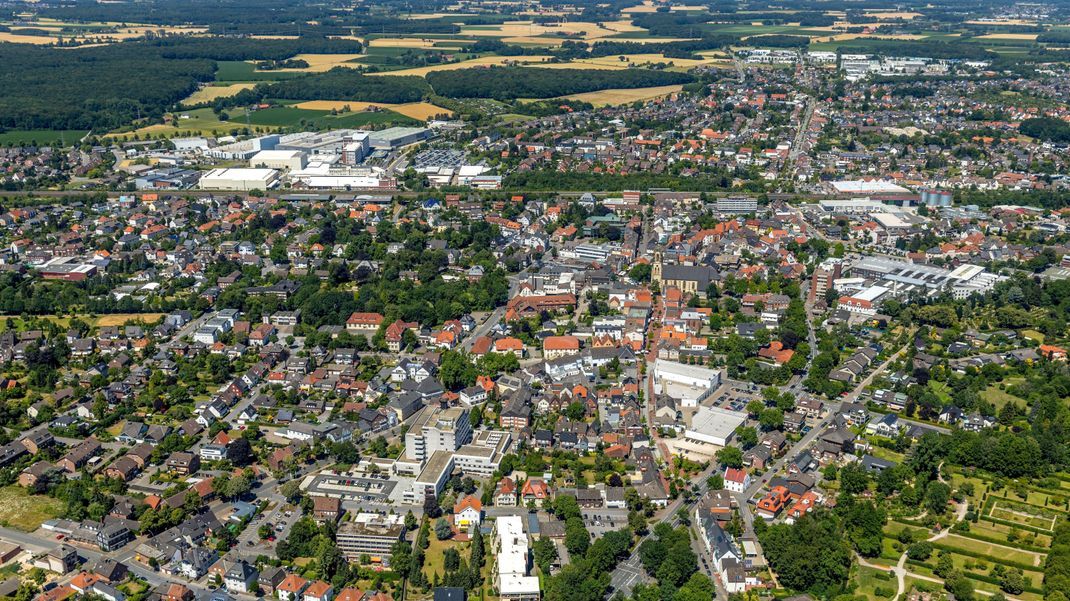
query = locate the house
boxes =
[335,589,366,601]
[259,567,288,596]
[224,560,259,595]
[165,452,200,475]
[19,461,59,488]
[723,467,750,493]
[39,544,78,574]
[495,478,517,506]
[454,496,482,528]
[865,413,901,437]
[521,479,550,507]
[346,313,384,334]
[938,405,963,424]
[278,574,310,601]
[313,496,342,524]
[304,581,334,601]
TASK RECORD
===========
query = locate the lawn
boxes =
[990,505,1058,530]
[966,519,1051,548]
[981,384,1023,410]
[851,564,897,600]
[0,486,64,532]
[928,380,952,404]
[1021,329,1045,343]
[423,535,471,581]
[0,129,88,147]
[940,534,1044,566]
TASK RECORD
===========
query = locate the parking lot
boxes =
[582,508,629,537]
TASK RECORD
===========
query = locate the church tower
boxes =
[651,252,663,284]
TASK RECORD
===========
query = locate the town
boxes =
[0,1,1069,601]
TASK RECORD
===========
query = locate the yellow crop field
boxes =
[277,53,366,72]
[292,100,453,120]
[366,55,555,77]
[979,33,1039,40]
[182,83,256,105]
[572,53,721,69]
[94,313,165,327]
[561,84,684,106]
[866,11,922,19]
[368,37,465,49]
[459,19,643,42]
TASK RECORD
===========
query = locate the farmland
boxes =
[559,84,685,106]
[0,129,87,146]
[182,83,256,106]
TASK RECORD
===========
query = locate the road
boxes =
[459,274,520,352]
[608,464,716,596]
[0,525,209,594]
[734,337,914,535]
[784,97,815,174]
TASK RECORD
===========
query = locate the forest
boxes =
[0,42,215,131]
[1019,117,1070,143]
[225,68,431,106]
[148,35,363,61]
[425,67,694,100]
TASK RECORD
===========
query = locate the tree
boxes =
[628,263,652,283]
[440,350,478,390]
[564,517,589,556]
[999,569,1025,594]
[706,474,724,490]
[444,547,461,571]
[759,511,852,596]
[435,518,453,540]
[228,437,253,466]
[906,541,933,561]
[839,462,870,495]
[715,446,743,469]
[533,536,558,574]
[924,480,951,515]
[758,408,784,430]
[736,426,758,449]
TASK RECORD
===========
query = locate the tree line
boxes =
[425,66,694,101]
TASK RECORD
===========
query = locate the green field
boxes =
[241,106,418,128]
[0,129,87,147]
[215,61,305,82]
[940,534,1043,567]
[851,564,897,600]
[0,486,64,532]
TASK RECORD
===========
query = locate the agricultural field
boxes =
[292,100,452,120]
[243,106,418,128]
[214,61,305,82]
[0,129,87,146]
[570,53,722,70]
[559,84,685,106]
[458,19,646,43]
[275,53,366,72]
[0,313,163,331]
[365,55,556,77]
[182,83,257,106]
[0,486,64,532]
